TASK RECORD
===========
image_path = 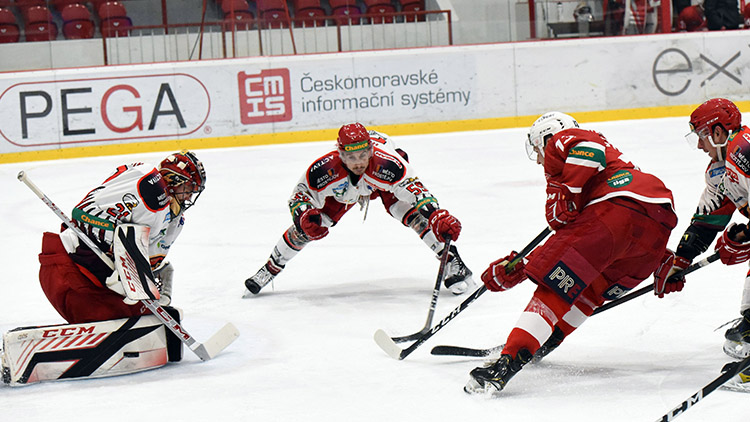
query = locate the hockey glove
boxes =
[154,261,174,306]
[716,223,750,265]
[653,249,689,298]
[545,183,578,231]
[428,209,461,242]
[481,251,528,292]
[296,208,329,241]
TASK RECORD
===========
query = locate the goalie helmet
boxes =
[526,112,579,160]
[159,151,206,212]
[687,98,742,150]
[337,123,371,152]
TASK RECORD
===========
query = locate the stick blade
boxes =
[194,323,240,361]
[431,345,501,357]
[374,329,405,360]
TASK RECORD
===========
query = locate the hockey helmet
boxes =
[337,123,371,153]
[526,112,579,160]
[159,151,206,212]
[687,98,742,150]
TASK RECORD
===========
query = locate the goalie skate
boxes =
[724,340,750,360]
[721,368,750,393]
[443,246,475,295]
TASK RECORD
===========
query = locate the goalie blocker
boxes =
[2,308,183,387]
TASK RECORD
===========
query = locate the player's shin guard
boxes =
[2,315,170,386]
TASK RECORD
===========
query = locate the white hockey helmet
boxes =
[526,112,579,160]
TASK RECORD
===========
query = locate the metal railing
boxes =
[103,10,452,65]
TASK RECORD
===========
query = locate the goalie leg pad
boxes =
[162,306,184,362]
[2,315,168,386]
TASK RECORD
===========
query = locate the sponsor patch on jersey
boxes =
[370,152,405,183]
[139,170,170,212]
[602,283,631,300]
[709,166,726,178]
[72,208,115,231]
[730,145,750,175]
[122,193,139,210]
[309,155,341,190]
[606,170,633,189]
[543,261,586,304]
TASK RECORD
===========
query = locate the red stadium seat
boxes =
[222,0,254,26]
[294,6,327,27]
[61,3,94,39]
[257,0,289,27]
[398,0,424,21]
[23,6,57,42]
[53,0,85,12]
[97,1,132,37]
[332,5,361,24]
[0,7,19,43]
[364,0,396,23]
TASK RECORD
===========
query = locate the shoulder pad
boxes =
[137,168,170,212]
[368,148,406,184]
[307,152,345,191]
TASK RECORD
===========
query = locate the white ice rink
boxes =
[2,116,750,421]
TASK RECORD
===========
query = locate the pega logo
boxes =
[0,74,210,147]
[238,68,292,124]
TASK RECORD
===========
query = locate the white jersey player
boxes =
[243,123,474,297]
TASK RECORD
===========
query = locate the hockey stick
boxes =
[592,252,719,315]
[374,227,552,360]
[389,236,451,343]
[18,170,239,362]
[431,252,720,358]
[656,354,750,421]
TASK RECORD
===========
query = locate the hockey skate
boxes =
[243,262,279,297]
[722,367,750,393]
[443,246,475,295]
[464,349,533,395]
[723,310,750,359]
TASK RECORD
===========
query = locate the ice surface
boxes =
[2,116,749,421]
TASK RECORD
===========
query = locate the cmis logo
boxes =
[238,68,292,124]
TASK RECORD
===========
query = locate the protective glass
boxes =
[525,133,550,161]
[685,123,726,149]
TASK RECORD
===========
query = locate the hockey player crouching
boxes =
[2,151,206,386]
[464,112,678,394]
[655,98,750,392]
[243,123,474,297]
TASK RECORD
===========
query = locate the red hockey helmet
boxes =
[688,98,742,149]
[337,123,371,152]
[159,151,206,211]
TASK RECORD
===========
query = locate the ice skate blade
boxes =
[723,340,750,360]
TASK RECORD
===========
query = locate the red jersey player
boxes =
[464,112,677,394]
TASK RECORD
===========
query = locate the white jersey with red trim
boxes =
[722,126,750,217]
[288,130,439,216]
[64,162,184,269]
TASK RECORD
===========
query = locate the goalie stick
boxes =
[389,237,451,343]
[17,170,239,362]
[374,227,552,360]
[430,252,720,358]
[656,354,750,421]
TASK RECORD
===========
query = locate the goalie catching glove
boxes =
[545,183,578,231]
[481,251,528,292]
[716,223,750,265]
[294,207,329,240]
[653,249,689,298]
[428,209,461,242]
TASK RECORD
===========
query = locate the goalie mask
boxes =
[159,151,206,213]
[526,112,579,161]
[687,98,742,160]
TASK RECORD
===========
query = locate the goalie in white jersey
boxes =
[38,151,206,324]
[243,123,475,297]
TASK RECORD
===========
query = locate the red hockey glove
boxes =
[429,209,461,242]
[716,223,750,265]
[481,251,528,292]
[653,249,690,298]
[545,183,578,231]
[297,208,329,240]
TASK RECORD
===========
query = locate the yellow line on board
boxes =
[1,102,746,164]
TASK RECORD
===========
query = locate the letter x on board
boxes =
[700,52,741,87]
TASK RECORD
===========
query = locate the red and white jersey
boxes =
[543,128,675,210]
[63,163,184,271]
[722,125,750,217]
[289,130,438,217]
